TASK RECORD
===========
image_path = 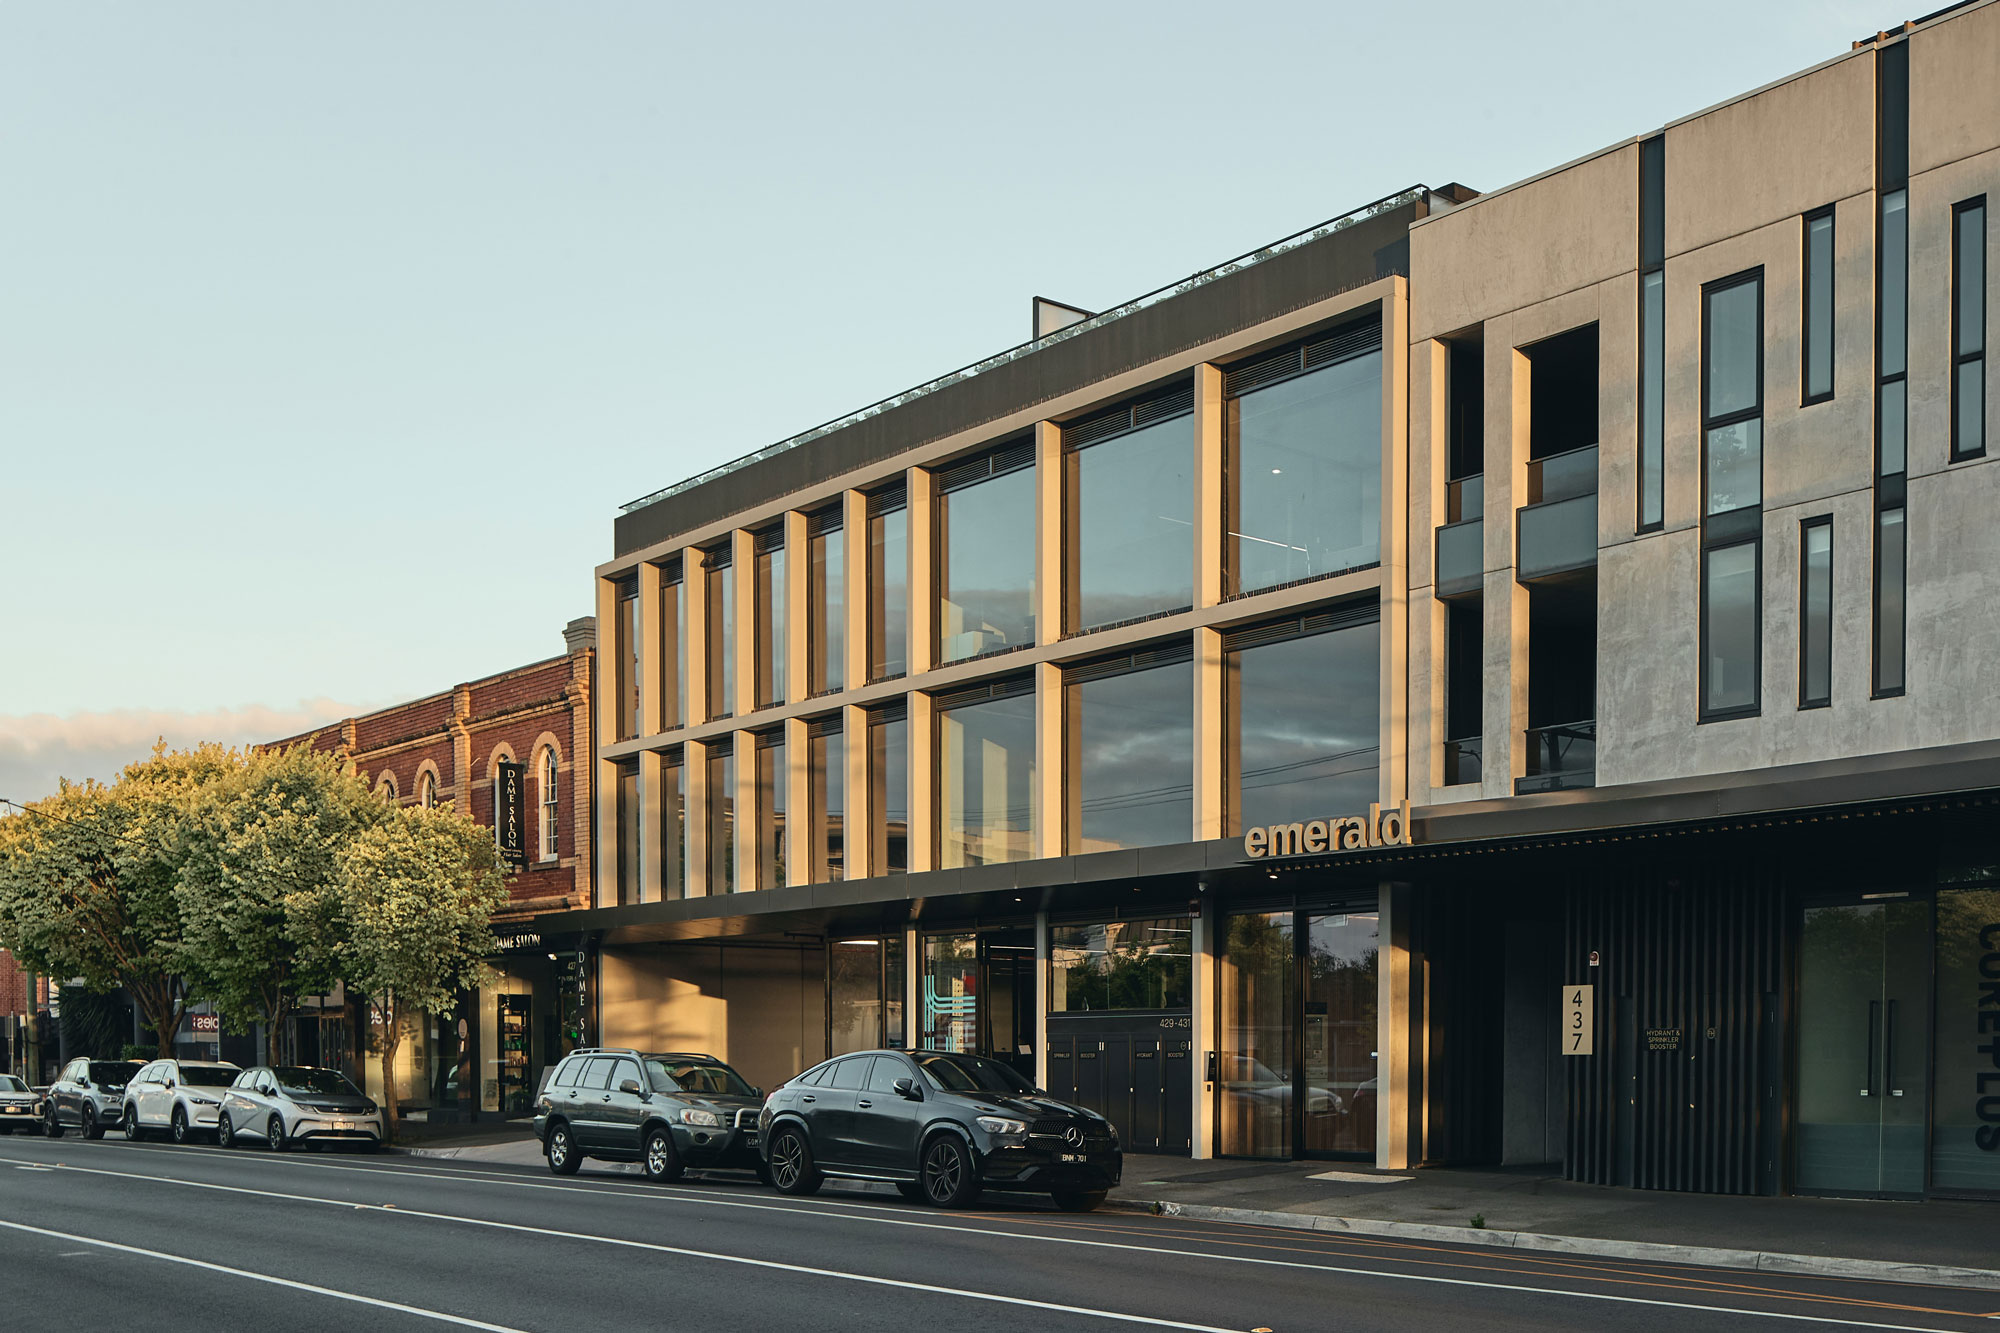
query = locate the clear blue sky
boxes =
[0,0,1884,801]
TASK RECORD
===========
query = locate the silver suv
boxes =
[44,1059,142,1139]
[123,1059,240,1144]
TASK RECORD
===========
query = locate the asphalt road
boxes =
[1,1132,1996,1333]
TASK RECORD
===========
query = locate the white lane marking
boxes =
[0,1218,529,1332]
[2,1154,1978,1333]
[2,1157,1235,1333]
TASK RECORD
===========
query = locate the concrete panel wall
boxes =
[1411,144,1638,343]
[1664,54,1875,259]
[1910,2,2000,177]
[599,944,827,1094]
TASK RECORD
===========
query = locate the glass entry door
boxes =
[1217,908,1379,1159]
[921,929,1036,1078]
[1796,898,1930,1196]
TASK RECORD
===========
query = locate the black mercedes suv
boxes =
[758,1049,1121,1211]
[533,1048,765,1183]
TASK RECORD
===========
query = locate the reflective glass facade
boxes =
[1050,919,1191,1011]
[1226,351,1381,594]
[868,710,907,875]
[808,725,844,883]
[868,502,907,680]
[1068,416,1192,630]
[1067,660,1193,852]
[754,537,786,708]
[755,736,786,890]
[705,554,734,720]
[937,467,1036,663]
[1226,619,1380,831]
[938,689,1035,868]
[809,522,844,694]
[706,744,734,894]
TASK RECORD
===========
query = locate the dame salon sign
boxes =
[1243,800,1414,859]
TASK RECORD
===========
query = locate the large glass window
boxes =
[937,459,1036,663]
[921,934,978,1053]
[1953,197,1987,461]
[1067,409,1192,631]
[1803,207,1835,404]
[1932,887,2000,1193]
[808,514,845,694]
[659,567,686,730]
[754,531,785,709]
[1050,919,1191,1011]
[938,686,1036,868]
[1067,657,1193,852]
[1303,911,1379,1157]
[614,760,639,907]
[754,734,785,890]
[1225,615,1380,832]
[706,743,734,894]
[807,721,844,883]
[1703,273,1763,515]
[661,751,686,901]
[705,548,734,720]
[1702,541,1760,716]
[1800,519,1832,709]
[868,707,907,875]
[1226,343,1382,594]
[614,578,639,740]
[868,494,907,680]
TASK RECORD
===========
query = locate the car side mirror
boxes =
[751,1087,763,1100]
[618,1079,644,1096]
[892,1077,922,1101]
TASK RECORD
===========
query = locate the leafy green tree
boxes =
[300,803,507,1138]
[0,744,235,1057]
[175,745,384,1066]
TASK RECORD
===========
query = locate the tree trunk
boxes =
[377,996,401,1143]
[128,976,184,1059]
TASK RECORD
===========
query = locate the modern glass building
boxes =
[556,4,2000,1196]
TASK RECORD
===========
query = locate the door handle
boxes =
[1862,999,1880,1097]
[858,1099,872,1108]
[1885,999,1902,1096]
[802,1094,816,1103]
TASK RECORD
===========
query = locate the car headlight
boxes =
[187,1095,218,1107]
[680,1109,723,1128]
[1107,1122,1121,1151]
[976,1116,1028,1137]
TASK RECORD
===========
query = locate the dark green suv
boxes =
[533,1048,766,1183]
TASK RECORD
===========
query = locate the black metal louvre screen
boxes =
[1565,860,1784,1194]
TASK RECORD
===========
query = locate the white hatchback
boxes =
[217,1066,383,1151]
[123,1059,241,1144]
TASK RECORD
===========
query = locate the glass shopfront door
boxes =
[1796,897,1930,1196]
[1217,907,1379,1159]
[921,928,1036,1078]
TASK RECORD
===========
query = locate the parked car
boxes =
[759,1049,1122,1211]
[215,1065,383,1151]
[0,1073,45,1134]
[122,1059,241,1144]
[533,1047,765,1183]
[44,1059,143,1139]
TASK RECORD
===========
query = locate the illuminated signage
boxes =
[1242,800,1413,859]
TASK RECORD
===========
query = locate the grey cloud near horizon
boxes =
[0,700,368,806]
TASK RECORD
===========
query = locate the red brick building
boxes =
[264,618,596,1119]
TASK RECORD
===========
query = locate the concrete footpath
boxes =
[395,1125,2000,1290]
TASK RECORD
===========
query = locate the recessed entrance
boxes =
[921,928,1036,1080]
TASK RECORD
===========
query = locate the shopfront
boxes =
[920,927,1036,1078]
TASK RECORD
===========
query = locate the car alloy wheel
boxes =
[217,1113,236,1149]
[83,1106,104,1141]
[768,1126,821,1196]
[921,1135,979,1208]
[123,1106,142,1141]
[642,1127,683,1183]
[43,1104,64,1138]
[545,1123,580,1176]
[267,1115,287,1152]
[171,1108,191,1145]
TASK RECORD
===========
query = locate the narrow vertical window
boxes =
[1799,519,1832,709]
[539,748,559,859]
[808,508,845,694]
[661,749,685,900]
[615,576,640,740]
[616,760,640,907]
[1874,39,1909,698]
[867,704,907,874]
[1875,506,1906,695]
[1700,270,1764,721]
[705,545,734,719]
[707,744,735,894]
[1638,134,1666,531]
[807,717,844,883]
[1953,197,1987,461]
[1802,207,1835,404]
[754,731,785,889]
[659,558,685,730]
[753,527,786,708]
[866,487,908,681]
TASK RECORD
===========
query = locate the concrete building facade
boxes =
[556,3,2000,1197]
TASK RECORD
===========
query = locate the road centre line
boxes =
[0,1218,530,1333]
[3,1154,1981,1333]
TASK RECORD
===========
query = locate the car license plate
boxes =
[3,1106,23,1115]
[330,1120,351,1131]
[1059,1152,1084,1162]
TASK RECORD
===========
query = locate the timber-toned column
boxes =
[685,739,710,899]
[1034,660,1064,859]
[784,509,809,705]
[1193,363,1225,609]
[1192,626,1226,842]
[907,689,934,873]
[784,714,809,887]
[1034,421,1063,645]
[841,490,869,691]
[906,466,934,677]
[731,529,756,719]
[637,560,663,735]
[842,703,871,880]
[684,547,710,725]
